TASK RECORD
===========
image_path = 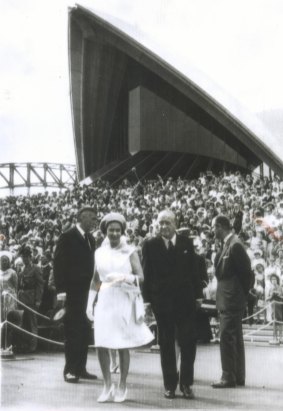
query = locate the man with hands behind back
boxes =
[212,215,252,389]
[53,207,97,383]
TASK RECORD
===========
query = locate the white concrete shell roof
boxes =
[70,3,283,177]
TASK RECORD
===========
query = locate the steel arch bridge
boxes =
[0,163,77,194]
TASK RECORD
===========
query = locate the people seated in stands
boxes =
[1,170,283,351]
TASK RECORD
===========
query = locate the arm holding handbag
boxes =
[133,275,145,324]
[129,251,146,324]
[86,269,100,321]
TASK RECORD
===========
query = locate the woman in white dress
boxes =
[0,254,18,350]
[0,255,18,314]
[88,213,153,403]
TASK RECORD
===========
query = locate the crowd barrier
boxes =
[0,292,95,358]
[1,292,283,358]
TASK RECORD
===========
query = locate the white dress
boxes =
[94,240,154,349]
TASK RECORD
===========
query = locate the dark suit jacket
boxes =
[195,253,208,289]
[142,235,202,314]
[18,264,44,307]
[53,227,95,308]
[214,234,252,312]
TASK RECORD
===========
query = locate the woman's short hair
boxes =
[0,254,11,265]
[270,273,280,284]
[19,246,32,257]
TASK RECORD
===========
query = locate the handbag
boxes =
[134,277,145,324]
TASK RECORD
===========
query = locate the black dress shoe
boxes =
[164,390,175,399]
[64,373,79,383]
[79,371,98,380]
[211,380,236,388]
[181,385,195,399]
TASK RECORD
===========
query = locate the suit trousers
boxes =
[63,306,91,377]
[219,310,245,384]
[155,310,196,391]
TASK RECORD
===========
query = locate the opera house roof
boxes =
[69,4,283,181]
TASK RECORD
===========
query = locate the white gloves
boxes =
[124,274,136,284]
[105,273,136,284]
[105,273,124,282]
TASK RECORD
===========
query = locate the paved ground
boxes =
[1,343,283,410]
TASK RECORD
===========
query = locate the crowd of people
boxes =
[1,170,283,354]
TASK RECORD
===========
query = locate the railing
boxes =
[0,163,77,194]
[1,293,283,358]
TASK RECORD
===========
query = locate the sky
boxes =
[1,0,283,166]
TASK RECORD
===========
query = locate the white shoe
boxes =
[114,387,127,403]
[97,384,115,403]
[110,365,120,374]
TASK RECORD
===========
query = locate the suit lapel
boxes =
[216,234,234,267]
[73,226,95,251]
[89,234,96,251]
[175,235,184,255]
[74,226,89,249]
[157,236,167,254]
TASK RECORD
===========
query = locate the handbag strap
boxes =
[135,275,141,293]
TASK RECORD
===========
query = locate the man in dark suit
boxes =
[212,215,252,388]
[142,210,202,400]
[53,207,97,383]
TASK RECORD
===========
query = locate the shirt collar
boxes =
[223,232,233,245]
[162,233,177,247]
[76,223,86,238]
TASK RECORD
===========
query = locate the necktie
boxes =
[84,233,91,249]
[167,240,175,263]
[168,240,174,251]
